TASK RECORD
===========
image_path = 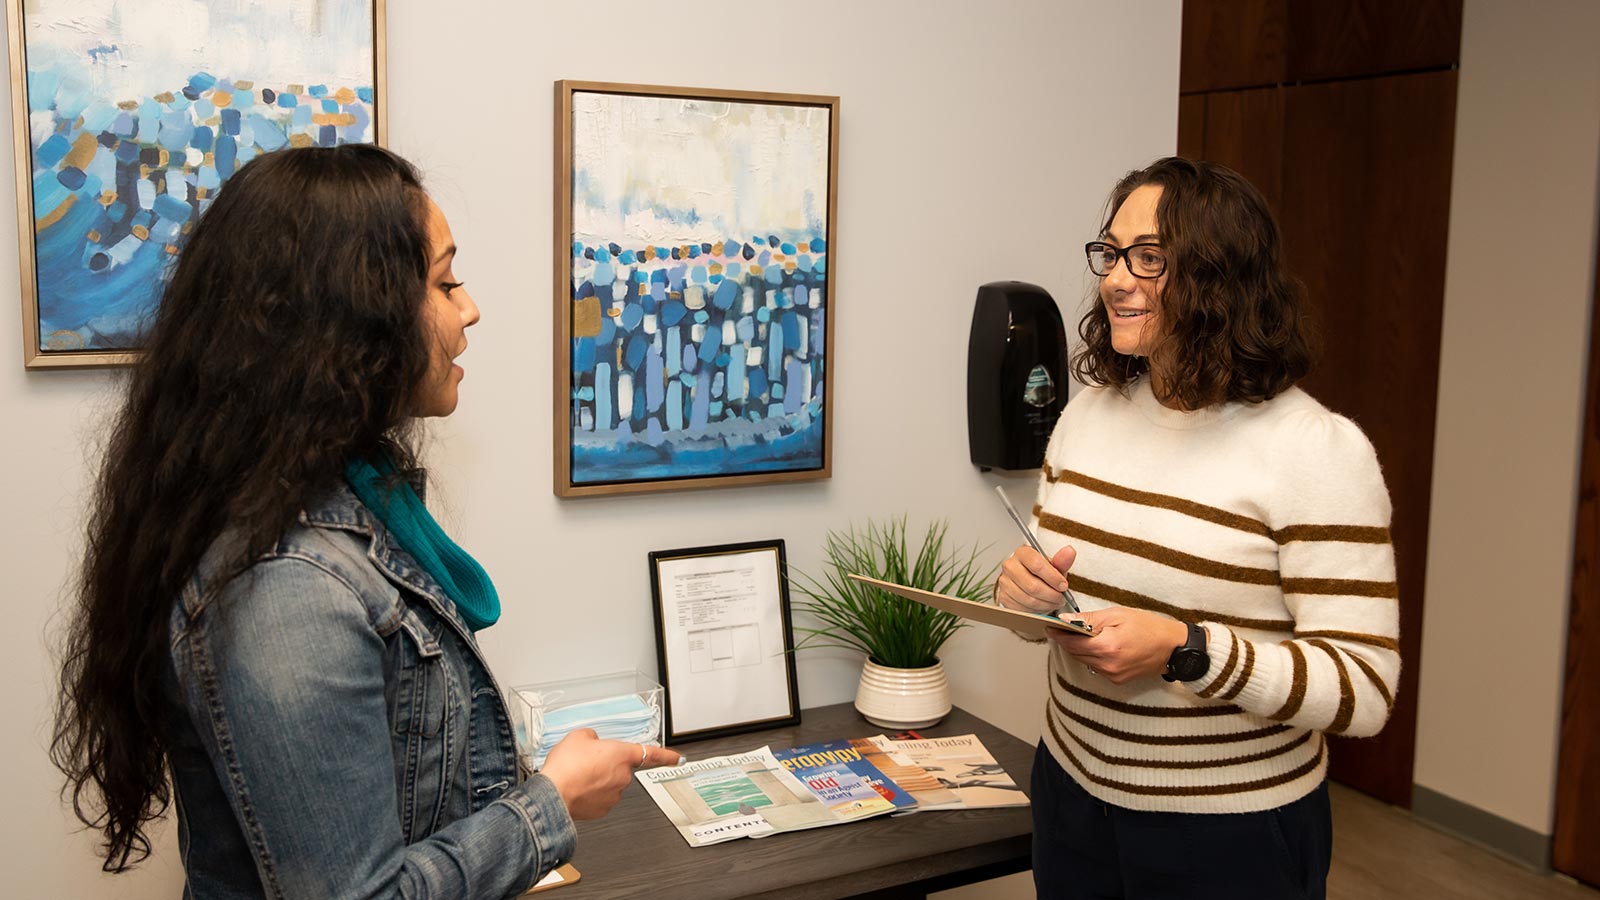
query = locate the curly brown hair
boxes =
[51,145,434,872]
[1071,157,1315,410]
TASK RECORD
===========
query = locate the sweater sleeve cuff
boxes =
[496,773,577,883]
[1181,623,1238,700]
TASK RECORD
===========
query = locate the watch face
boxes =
[1174,649,1209,681]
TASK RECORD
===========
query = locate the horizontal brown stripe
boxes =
[1047,713,1326,797]
[1040,517,1396,603]
[1346,652,1395,709]
[1270,642,1308,721]
[1046,467,1272,538]
[1043,467,1388,549]
[1273,524,1391,544]
[1306,639,1356,734]
[1196,630,1240,700]
[1282,577,1399,599]
[1055,715,1316,770]
[1051,694,1291,746]
[1070,575,1295,632]
[1039,512,1281,586]
[1295,630,1400,652]
[1219,638,1256,702]
[1054,670,1242,717]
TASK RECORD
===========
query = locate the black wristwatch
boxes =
[1163,622,1209,682]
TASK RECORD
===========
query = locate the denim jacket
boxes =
[163,482,576,899]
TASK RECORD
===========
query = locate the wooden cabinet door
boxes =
[1278,70,1458,806]
[1554,240,1600,888]
[1177,70,1458,807]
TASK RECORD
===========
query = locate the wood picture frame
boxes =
[554,80,839,496]
[648,539,801,743]
[8,0,388,368]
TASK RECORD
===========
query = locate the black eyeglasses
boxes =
[1085,241,1166,279]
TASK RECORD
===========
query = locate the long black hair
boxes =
[52,144,435,871]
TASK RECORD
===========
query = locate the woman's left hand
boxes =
[1048,607,1192,685]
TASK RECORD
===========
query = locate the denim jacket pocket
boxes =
[391,606,445,737]
[389,605,459,840]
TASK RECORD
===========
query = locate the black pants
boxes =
[1030,741,1332,899]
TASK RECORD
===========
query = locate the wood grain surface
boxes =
[1553,232,1600,887]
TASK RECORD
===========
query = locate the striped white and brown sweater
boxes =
[1033,377,1399,814]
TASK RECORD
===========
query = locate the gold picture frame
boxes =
[554,80,839,497]
[8,0,388,368]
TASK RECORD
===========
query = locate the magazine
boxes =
[635,746,859,847]
[867,733,1029,810]
[773,739,917,818]
[847,736,961,811]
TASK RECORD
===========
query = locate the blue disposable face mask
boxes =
[539,694,654,730]
[514,691,661,762]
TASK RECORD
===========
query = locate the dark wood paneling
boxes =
[1180,0,1287,93]
[1553,227,1600,887]
[1181,0,1461,94]
[1200,87,1285,215]
[1177,94,1206,161]
[1278,70,1459,807]
[1178,0,1464,810]
[1286,0,1463,83]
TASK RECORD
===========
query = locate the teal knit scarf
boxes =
[344,457,500,632]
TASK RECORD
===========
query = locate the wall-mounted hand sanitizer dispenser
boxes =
[967,281,1068,471]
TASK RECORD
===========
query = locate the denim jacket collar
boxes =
[299,481,473,637]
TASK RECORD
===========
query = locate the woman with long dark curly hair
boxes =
[52,144,679,898]
[996,157,1400,899]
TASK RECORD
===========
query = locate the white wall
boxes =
[1,1,1179,894]
[1415,0,1600,835]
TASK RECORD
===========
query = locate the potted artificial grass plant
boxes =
[791,517,995,728]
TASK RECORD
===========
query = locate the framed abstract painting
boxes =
[8,0,386,368]
[554,81,838,497]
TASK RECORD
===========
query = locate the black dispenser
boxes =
[966,281,1069,471]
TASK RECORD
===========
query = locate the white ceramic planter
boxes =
[854,658,952,730]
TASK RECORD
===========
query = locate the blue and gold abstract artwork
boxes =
[14,0,379,362]
[563,87,836,492]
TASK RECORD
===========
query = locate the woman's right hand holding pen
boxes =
[995,543,1077,615]
[998,545,1194,685]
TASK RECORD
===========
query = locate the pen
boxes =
[994,485,1081,614]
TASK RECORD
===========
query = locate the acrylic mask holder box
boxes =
[508,669,664,768]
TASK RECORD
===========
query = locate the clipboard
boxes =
[846,574,1095,639]
[524,863,581,894]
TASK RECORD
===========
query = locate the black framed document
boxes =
[648,540,801,743]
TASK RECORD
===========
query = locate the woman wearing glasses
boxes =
[995,157,1398,899]
[52,145,681,897]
